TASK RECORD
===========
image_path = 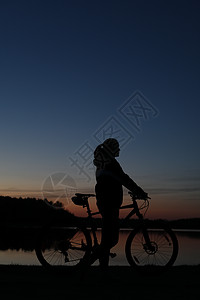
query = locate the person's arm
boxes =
[114,161,148,198]
[122,173,147,197]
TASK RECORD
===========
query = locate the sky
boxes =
[0,0,200,219]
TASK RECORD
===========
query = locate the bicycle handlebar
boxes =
[128,191,151,200]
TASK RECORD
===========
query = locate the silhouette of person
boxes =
[93,138,148,268]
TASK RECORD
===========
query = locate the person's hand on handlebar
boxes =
[129,190,150,200]
[138,192,149,200]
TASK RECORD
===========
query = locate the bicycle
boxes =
[35,192,179,271]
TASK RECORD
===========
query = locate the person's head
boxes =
[102,138,120,157]
[93,138,120,168]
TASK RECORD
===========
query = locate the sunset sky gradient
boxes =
[0,0,200,219]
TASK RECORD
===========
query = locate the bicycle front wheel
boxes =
[125,222,178,270]
[35,226,92,267]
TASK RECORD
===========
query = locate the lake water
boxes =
[0,230,199,266]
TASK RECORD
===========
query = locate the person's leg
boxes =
[99,208,119,268]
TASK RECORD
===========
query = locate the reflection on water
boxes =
[0,230,199,266]
[0,249,40,265]
[111,230,200,266]
[173,230,200,265]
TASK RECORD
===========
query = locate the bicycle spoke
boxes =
[126,226,178,268]
[36,227,91,267]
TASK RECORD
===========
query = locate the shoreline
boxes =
[0,265,199,299]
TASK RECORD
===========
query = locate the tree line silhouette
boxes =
[0,195,75,226]
[0,196,77,251]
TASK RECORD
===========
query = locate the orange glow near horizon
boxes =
[67,193,199,220]
[0,190,199,221]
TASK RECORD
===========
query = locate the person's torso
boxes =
[95,159,123,206]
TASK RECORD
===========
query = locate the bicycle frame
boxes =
[36,192,178,268]
[83,195,152,249]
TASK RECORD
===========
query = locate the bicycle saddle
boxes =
[71,193,95,206]
[75,193,96,198]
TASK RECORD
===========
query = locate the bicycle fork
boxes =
[142,226,157,254]
[134,205,156,254]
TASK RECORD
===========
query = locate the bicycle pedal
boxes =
[110,252,116,258]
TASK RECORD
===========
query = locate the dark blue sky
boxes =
[0,0,199,218]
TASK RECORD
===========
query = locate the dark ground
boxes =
[0,265,199,299]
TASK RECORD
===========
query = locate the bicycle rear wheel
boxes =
[35,226,92,267]
[125,222,178,271]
